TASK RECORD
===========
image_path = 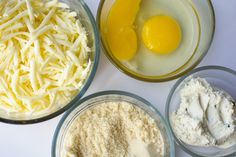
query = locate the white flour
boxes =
[171,77,236,148]
[62,101,164,157]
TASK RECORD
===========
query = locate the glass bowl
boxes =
[52,91,175,157]
[0,0,100,124]
[97,0,215,82]
[165,66,236,157]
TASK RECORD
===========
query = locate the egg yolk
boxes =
[106,0,141,61]
[142,15,182,55]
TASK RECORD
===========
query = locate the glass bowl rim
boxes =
[0,0,100,125]
[51,90,176,157]
[96,0,216,82]
[165,65,236,157]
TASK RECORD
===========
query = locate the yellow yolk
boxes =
[106,0,141,61]
[142,15,182,55]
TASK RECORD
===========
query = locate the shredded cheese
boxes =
[0,0,92,116]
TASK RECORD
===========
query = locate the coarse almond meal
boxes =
[0,0,91,116]
[62,101,164,157]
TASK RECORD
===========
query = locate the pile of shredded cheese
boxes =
[0,0,91,116]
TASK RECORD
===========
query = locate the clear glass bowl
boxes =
[52,91,175,157]
[97,0,215,82]
[165,66,236,157]
[0,0,100,124]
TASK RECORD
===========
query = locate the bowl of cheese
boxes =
[0,0,100,124]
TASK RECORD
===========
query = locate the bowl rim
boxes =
[0,0,100,125]
[51,90,176,157]
[165,65,236,157]
[96,0,216,82]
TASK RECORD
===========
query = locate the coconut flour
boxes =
[171,77,236,148]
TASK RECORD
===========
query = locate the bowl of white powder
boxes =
[166,66,236,157]
[52,90,175,157]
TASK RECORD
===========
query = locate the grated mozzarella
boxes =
[0,0,91,115]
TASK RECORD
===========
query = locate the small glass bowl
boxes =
[0,0,100,124]
[52,91,175,157]
[165,66,236,157]
[97,0,215,82]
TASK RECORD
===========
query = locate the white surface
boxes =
[0,0,236,157]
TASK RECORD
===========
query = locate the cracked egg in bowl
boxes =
[98,0,215,82]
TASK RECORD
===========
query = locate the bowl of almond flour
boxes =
[52,91,175,157]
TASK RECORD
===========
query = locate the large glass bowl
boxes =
[52,91,175,157]
[0,0,100,124]
[97,0,215,82]
[165,66,236,157]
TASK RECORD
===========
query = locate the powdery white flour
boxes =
[62,101,164,157]
[171,78,236,148]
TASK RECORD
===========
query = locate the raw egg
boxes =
[107,0,141,61]
[102,0,200,77]
[142,15,182,55]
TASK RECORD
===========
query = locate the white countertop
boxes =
[0,0,236,157]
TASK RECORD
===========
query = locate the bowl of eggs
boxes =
[97,0,215,82]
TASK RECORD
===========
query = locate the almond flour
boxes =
[62,101,164,157]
